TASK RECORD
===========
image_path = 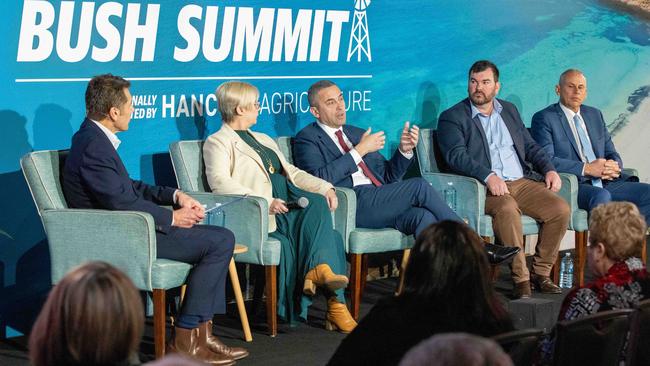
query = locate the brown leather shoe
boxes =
[201,321,249,360]
[325,298,357,333]
[167,326,235,366]
[513,280,532,299]
[304,264,349,296]
[531,274,562,294]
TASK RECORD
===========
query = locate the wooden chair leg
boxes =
[229,259,252,342]
[360,254,369,295]
[349,253,362,321]
[153,289,166,359]
[642,235,648,264]
[575,231,587,286]
[396,249,411,295]
[264,265,277,337]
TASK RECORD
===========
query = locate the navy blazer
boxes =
[62,119,176,233]
[437,98,554,183]
[530,103,635,183]
[293,122,412,188]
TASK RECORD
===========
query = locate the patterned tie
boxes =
[334,130,382,186]
[573,114,603,188]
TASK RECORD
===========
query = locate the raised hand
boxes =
[355,127,385,156]
[398,121,419,154]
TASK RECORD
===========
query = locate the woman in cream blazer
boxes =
[203,81,356,332]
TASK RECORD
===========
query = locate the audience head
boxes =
[29,261,144,366]
[399,333,513,366]
[556,69,587,112]
[216,81,260,125]
[85,74,133,132]
[588,202,647,276]
[468,60,500,107]
[307,80,346,129]
[402,221,510,328]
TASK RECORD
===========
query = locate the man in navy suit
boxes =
[437,61,570,298]
[531,69,650,226]
[293,80,518,264]
[62,74,246,365]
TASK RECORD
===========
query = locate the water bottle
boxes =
[559,252,574,289]
[204,203,226,227]
[444,182,457,212]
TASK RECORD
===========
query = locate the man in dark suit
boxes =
[62,74,247,365]
[531,69,650,225]
[437,60,570,298]
[293,80,518,264]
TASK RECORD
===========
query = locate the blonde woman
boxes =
[203,81,356,332]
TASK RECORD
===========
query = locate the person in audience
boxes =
[292,79,518,265]
[437,60,570,299]
[327,221,514,365]
[531,69,650,225]
[62,74,244,365]
[399,333,513,366]
[203,81,356,332]
[540,202,649,364]
[29,261,143,366]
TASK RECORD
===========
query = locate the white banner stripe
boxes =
[15,75,373,83]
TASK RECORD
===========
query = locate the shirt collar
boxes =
[470,98,502,119]
[90,119,121,150]
[316,120,343,139]
[559,102,582,120]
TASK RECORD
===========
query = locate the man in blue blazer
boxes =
[438,61,570,298]
[531,69,650,225]
[62,74,246,364]
[293,80,518,264]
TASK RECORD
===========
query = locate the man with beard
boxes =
[437,60,570,299]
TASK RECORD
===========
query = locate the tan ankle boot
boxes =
[325,298,357,334]
[303,264,349,296]
[200,321,249,360]
[167,326,235,365]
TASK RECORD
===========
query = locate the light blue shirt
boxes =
[471,99,524,181]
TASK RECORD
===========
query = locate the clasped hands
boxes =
[172,191,205,228]
[355,122,419,157]
[585,158,621,180]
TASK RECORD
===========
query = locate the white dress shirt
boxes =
[559,103,591,175]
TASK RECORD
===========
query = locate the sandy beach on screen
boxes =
[612,96,650,182]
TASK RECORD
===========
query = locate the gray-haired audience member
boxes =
[399,333,513,366]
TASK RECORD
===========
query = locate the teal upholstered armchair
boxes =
[275,136,414,320]
[20,150,189,359]
[168,141,281,335]
[417,129,590,285]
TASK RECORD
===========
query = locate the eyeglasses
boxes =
[253,101,261,110]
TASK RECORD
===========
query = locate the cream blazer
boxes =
[203,124,334,232]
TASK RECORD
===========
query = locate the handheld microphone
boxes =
[286,197,309,210]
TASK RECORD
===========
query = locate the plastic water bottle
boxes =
[444,182,457,212]
[204,203,225,227]
[559,252,574,289]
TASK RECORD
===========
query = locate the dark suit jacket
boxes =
[293,122,412,188]
[530,103,635,183]
[63,119,175,233]
[437,98,554,183]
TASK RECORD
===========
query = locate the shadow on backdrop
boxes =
[0,110,51,338]
[272,107,299,137]
[413,82,443,130]
[32,104,73,151]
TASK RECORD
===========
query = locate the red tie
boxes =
[334,130,382,187]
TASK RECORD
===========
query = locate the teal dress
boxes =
[235,131,347,324]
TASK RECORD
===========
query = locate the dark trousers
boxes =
[578,179,650,226]
[156,225,235,318]
[353,177,461,238]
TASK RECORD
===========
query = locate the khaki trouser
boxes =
[485,178,570,283]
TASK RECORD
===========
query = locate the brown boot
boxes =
[167,326,235,365]
[304,264,349,296]
[325,298,357,334]
[200,321,249,360]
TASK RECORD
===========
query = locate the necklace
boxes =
[246,132,276,174]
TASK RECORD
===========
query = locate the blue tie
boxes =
[573,114,603,188]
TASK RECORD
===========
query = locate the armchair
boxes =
[168,141,281,336]
[20,150,188,358]
[417,129,590,285]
